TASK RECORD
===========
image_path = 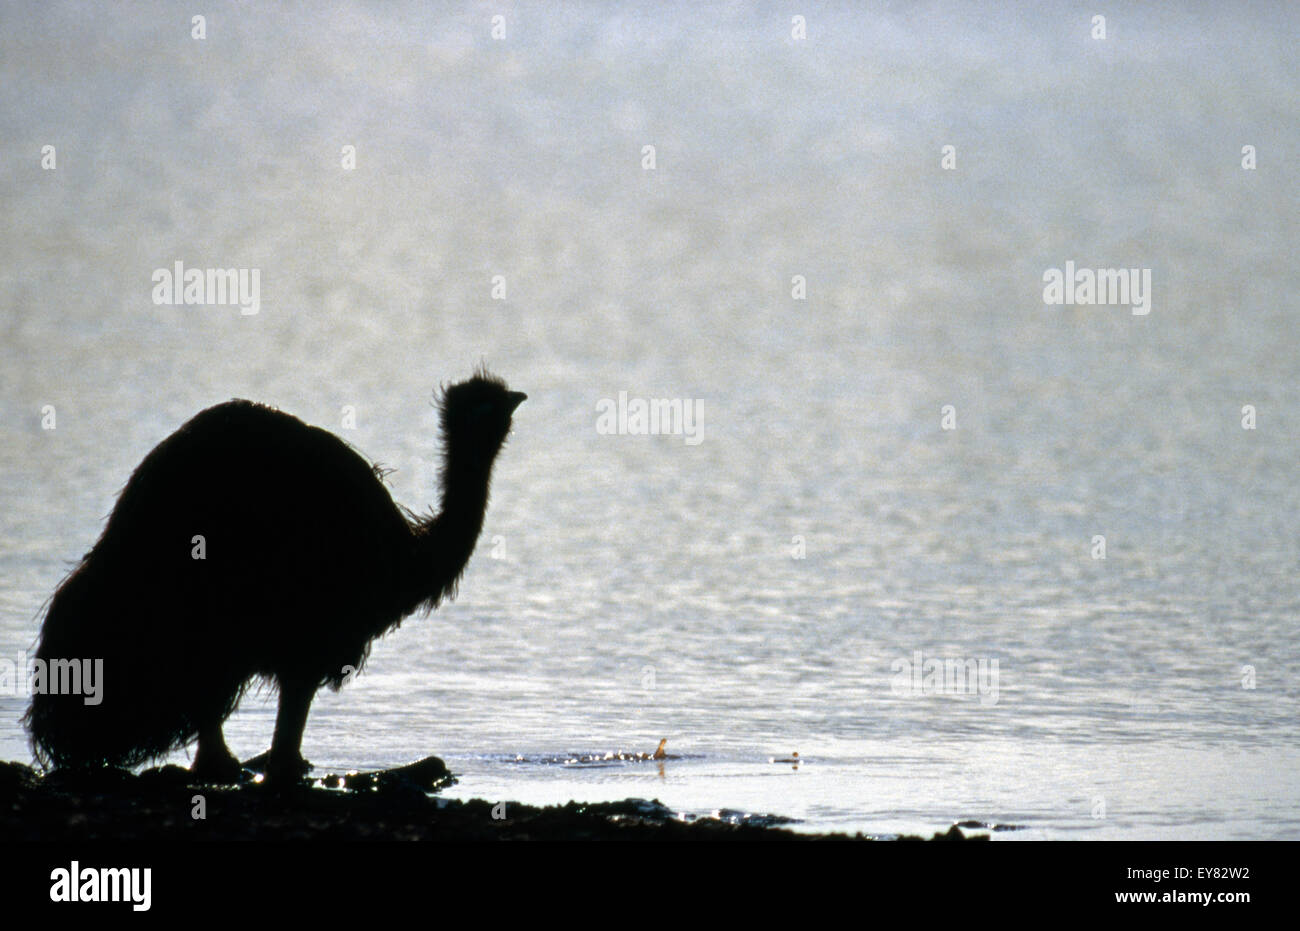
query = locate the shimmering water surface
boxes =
[2,2,1298,838]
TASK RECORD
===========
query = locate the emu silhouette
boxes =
[24,371,524,783]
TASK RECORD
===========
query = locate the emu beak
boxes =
[507,391,527,413]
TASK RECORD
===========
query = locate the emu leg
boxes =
[191,725,245,784]
[263,679,316,784]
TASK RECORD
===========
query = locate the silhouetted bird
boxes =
[24,370,525,783]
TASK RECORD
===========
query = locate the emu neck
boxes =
[409,448,495,609]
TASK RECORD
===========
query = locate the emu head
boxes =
[437,369,526,461]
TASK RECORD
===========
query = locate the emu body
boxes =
[25,372,524,782]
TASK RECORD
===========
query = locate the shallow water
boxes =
[1,1,1298,838]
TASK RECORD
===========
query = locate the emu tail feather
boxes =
[24,556,245,770]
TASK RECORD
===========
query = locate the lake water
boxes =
[1,1,1297,838]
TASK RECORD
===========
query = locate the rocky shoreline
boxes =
[0,758,983,841]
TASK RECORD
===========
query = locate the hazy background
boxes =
[1,1,1297,837]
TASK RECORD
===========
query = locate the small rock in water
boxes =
[383,756,453,789]
[323,756,455,793]
[711,808,799,827]
[581,798,677,821]
[955,819,1023,832]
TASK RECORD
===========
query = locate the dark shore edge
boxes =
[0,758,985,841]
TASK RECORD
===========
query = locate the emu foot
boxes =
[191,747,248,785]
[242,750,312,785]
